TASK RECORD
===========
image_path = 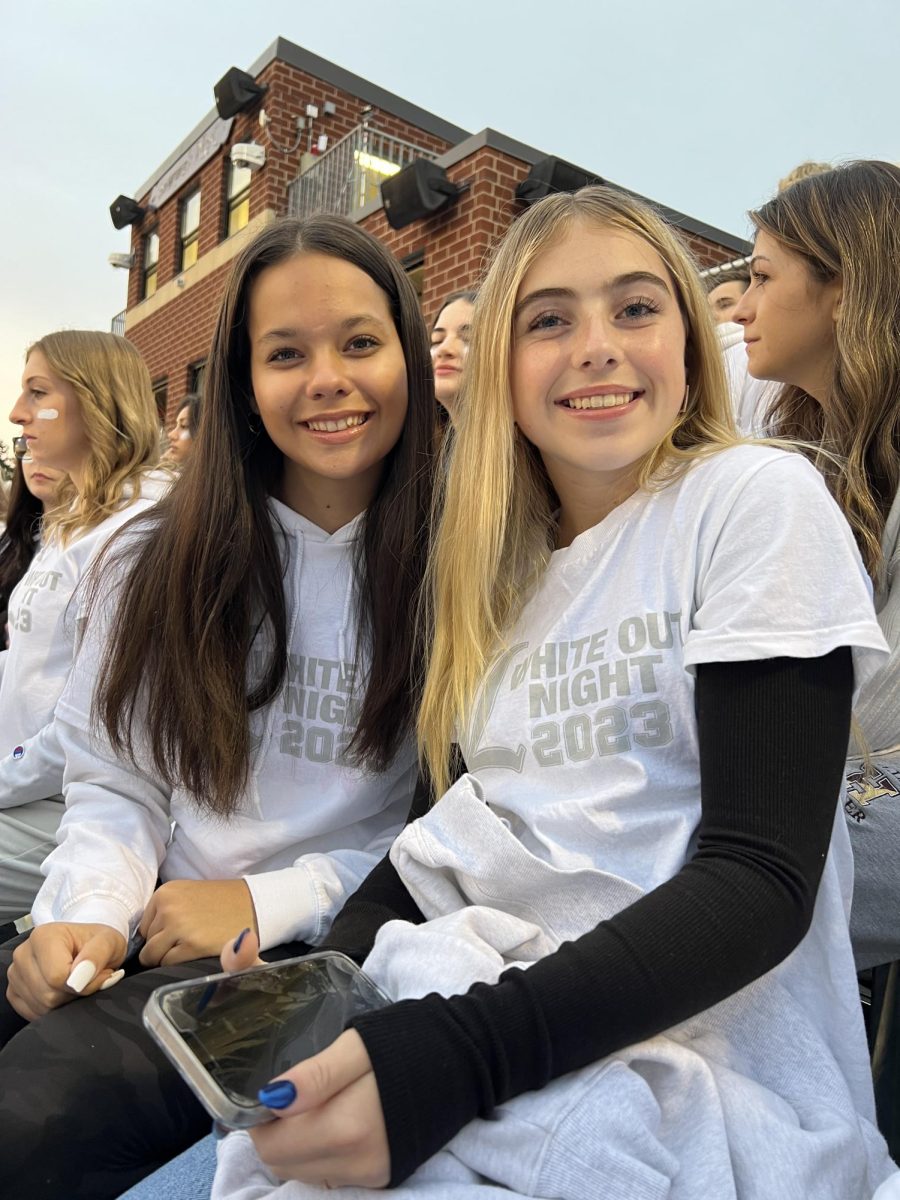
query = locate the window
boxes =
[151,378,168,422]
[402,250,424,301]
[188,359,207,397]
[226,161,252,237]
[143,230,159,299]
[180,188,201,270]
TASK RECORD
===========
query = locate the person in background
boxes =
[732,160,900,973]
[706,266,750,326]
[430,289,476,421]
[0,331,165,924]
[163,393,201,465]
[0,460,66,648]
[777,159,833,193]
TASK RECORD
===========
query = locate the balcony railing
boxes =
[287,124,437,222]
[111,310,126,336]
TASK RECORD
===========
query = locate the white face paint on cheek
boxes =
[179,430,192,441]
[36,408,60,420]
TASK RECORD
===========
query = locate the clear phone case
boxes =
[143,950,389,1128]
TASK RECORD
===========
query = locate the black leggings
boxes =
[0,933,310,1200]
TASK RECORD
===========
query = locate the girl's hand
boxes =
[7,922,127,1021]
[251,1028,390,1189]
[138,879,258,967]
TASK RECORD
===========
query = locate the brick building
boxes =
[113,36,750,423]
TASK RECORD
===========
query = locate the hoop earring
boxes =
[246,409,262,435]
[680,384,690,414]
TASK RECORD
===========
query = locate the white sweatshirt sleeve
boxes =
[30,716,172,942]
[244,816,405,952]
[0,720,66,808]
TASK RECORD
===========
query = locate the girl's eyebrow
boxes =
[513,272,671,319]
[749,255,771,270]
[257,314,390,343]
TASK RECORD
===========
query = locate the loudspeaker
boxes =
[214,67,267,120]
[382,159,461,230]
[515,157,605,205]
[109,195,146,230]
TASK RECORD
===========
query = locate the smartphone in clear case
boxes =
[143,950,389,1128]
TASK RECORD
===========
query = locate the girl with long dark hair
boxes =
[0,215,436,1199]
[0,459,65,644]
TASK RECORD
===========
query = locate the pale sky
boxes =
[2,0,897,452]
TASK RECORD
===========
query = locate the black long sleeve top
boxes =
[323,650,854,1186]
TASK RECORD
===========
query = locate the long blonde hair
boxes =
[418,186,738,793]
[26,331,160,543]
[751,160,900,577]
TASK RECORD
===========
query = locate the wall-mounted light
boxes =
[515,157,604,205]
[108,252,135,269]
[214,67,267,120]
[109,195,146,230]
[381,160,462,230]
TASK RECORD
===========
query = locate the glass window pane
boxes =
[144,267,157,299]
[228,162,252,199]
[145,231,159,267]
[181,190,201,237]
[227,194,250,237]
[181,239,199,271]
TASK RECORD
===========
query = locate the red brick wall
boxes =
[129,262,231,419]
[127,59,453,314]
[362,147,532,322]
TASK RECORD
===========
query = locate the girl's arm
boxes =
[0,720,66,808]
[30,715,171,942]
[350,649,853,1185]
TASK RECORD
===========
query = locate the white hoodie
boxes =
[0,470,170,807]
[32,499,415,951]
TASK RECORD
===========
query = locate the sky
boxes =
[2,0,897,452]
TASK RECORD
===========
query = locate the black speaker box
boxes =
[109,195,146,230]
[382,159,461,230]
[214,67,267,120]
[515,157,604,205]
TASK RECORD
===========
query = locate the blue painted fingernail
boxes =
[232,928,251,954]
[258,1080,296,1109]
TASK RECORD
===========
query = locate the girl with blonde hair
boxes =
[149,186,897,1199]
[0,330,165,923]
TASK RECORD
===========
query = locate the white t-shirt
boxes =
[357,445,892,1198]
[35,499,415,950]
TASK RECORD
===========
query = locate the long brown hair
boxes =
[419,186,736,794]
[751,160,900,575]
[95,216,435,815]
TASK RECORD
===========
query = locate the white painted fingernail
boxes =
[100,968,125,991]
[65,959,97,993]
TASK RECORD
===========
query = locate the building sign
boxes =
[148,117,234,209]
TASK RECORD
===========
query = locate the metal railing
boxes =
[288,124,437,221]
[111,310,126,335]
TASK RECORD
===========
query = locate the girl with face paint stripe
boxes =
[0,330,166,922]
